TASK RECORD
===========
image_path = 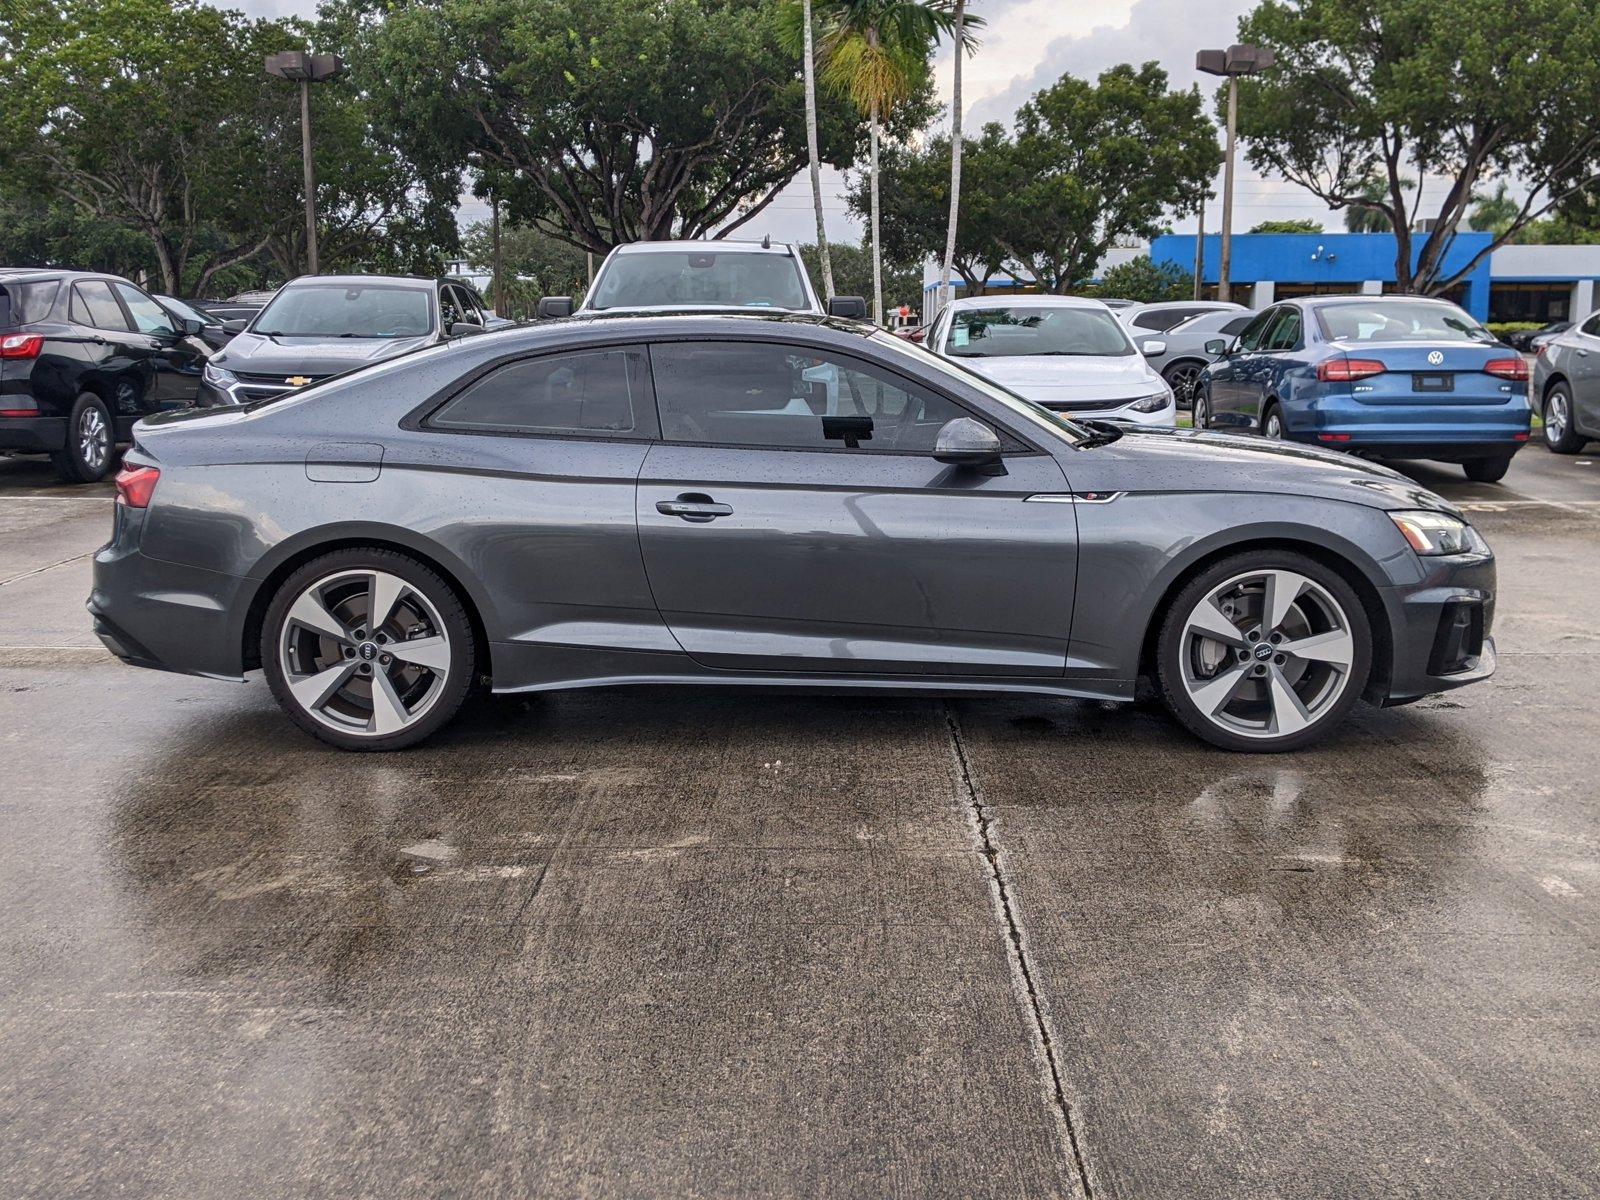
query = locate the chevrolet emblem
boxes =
[286,375,311,387]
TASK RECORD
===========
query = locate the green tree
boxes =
[1342,175,1401,232]
[776,0,838,297]
[1090,256,1194,303]
[1234,0,1600,295]
[797,242,921,313]
[1249,218,1323,233]
[817,1,959,322]
[458,219,592,316]
[990,63,1220,293]
[365,0,893,256]
[1468,181,1519,236]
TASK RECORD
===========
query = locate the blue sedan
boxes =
[1194,296,1533,482]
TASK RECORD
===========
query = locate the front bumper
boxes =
[88,507,250,680]
[0,415,66,453]
[1377,549,1497,705]
[1039,399,1177,428]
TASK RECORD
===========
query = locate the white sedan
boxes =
[924,295,1176,426]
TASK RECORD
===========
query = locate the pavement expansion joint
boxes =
[943,701,1096,1200]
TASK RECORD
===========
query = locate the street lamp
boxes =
[1197,43,1275,303]
[265,51,345,276]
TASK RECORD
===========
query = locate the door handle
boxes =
[656,493,733,522]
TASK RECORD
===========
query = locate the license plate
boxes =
[1413,372,1454,393]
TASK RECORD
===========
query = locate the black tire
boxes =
[1155,549,1373,753]
[1462,456,1512,483]
[1162,359,1207,409]
[1542,382,1585,454]
[262,548,476,751]
[1192,387,1211,430]
[50,393,116,483]
[1260,402,1286,439]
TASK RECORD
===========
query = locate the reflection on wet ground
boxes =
[1,450,1597,1197]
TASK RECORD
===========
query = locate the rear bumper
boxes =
[1286,393,1532,458]
[1377,550,1497,705]
[0,415,66,453]
[88,513,250,680]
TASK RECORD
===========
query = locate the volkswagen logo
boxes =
[1427,351,1444,366]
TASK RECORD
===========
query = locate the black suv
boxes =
[1,269,212,482]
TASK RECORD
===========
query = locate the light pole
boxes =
[265,51,345,276]
[1196,44,1274,304]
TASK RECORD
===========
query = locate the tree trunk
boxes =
[152,235,181,297]
[870,98,882,324]
[801,0,835,298]
[938,0,966,316]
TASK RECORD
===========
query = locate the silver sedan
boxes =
[1531,309,1600,453]
[1138,309,1256,407]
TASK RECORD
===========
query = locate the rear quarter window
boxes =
[0,280,59,327]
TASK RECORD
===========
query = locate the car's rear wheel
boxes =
[1156,551,1372,752]
[1462,456,1513,483]
[1542,383,1585,454]
[263,549,476,751]
[51,393,115,483]
[1162,360,1205,409]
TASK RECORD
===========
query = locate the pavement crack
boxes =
[943,701,1096,1200]
[0,550,93,588]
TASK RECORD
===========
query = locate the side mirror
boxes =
[536,296,574,319]
[181,317,206,337]
[933,417,1004,474]
[1141,339,1167,357]
[1204,338,1230,356]
[450,320,485,337]
[827,296,869,320]
[222,318,247,334]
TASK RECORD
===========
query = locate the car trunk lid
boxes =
[1323,339,1524,405]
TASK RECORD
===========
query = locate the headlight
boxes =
[1126,388,1173,413]
[1389,510,1489,556]
[203,363,237,386]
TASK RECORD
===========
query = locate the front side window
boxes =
[113,283,175,336]
[651,340,982,453]
[1220,314,1253,336]
[588,251,809,311]
[947,305,1133,359]
[1263,308,1303,351]
[1315,300,1494,344]
[1581,312,1600,337]
[253,284,433,339]
[1234,309,1277,352]
[71,281,131,331]
[430,347,646,436]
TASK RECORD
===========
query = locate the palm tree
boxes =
[819,1,956,323]
[938,1,982,314]
[1344,173,1410,233]
[781,0,837,298]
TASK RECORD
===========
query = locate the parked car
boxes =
[1504,320,1570,352]
[1531,309,1600,453]
[1528,323,1572,353]
[194,298,270,325]
[536,240,867,320]
[1,268,210,481]
[1120,299,1247,341]
[156,295,235,352]
[1141,309,1257,407]
[924,295,1175,426]
[90,313,1497,753]
[1194,295,1532,482]
[443,276,515,330]
[198,274,492,407]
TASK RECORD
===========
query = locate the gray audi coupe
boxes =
[88,313,1497,753]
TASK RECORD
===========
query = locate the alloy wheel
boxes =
[1194,392,1210,429]
[1167,363,1202,406]
[1177,568,1356,741]
[277,568,454,738]
[1545,391,1569,445]
[79,406,109,472]
[1263,410,1284,438]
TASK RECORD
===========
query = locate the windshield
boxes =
[1315,300,1494,344]
[947,305,1133,358]
[0,280,59,328]
[252,284,434,339]
[588,250,809,311]
[869,330,1088,446]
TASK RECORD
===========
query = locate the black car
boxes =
[1,269,211,482]
[156,295,236,352]
[198,274,494,406]
[1503,320,1570,351]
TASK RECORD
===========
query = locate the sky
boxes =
[236,0,1346,247]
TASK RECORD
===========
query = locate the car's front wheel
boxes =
[1542,383,1585,454]
[1156,551,1372,752]
[263,549,476,751]
[1162,360,1206,409]
[1192,388,1211,430]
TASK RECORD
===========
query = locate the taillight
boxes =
[114,464,160,508]
[1317,358,1386,382]
[0,334,44,360]
[0,398,40,417]
[1484,357,1529,381]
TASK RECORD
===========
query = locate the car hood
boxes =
[214,332,432,376]
[1070,426,1464,516]
[957,353,1163,402]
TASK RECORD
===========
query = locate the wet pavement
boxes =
[1,447,1597,1198]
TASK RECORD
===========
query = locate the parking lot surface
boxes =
[1,447,1597,1198]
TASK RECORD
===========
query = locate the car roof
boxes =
[278,274,436,289]
[946,294,1113,312]
[605,240,798,256]
[1299,293,1457,307]
[0,268,123,284]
